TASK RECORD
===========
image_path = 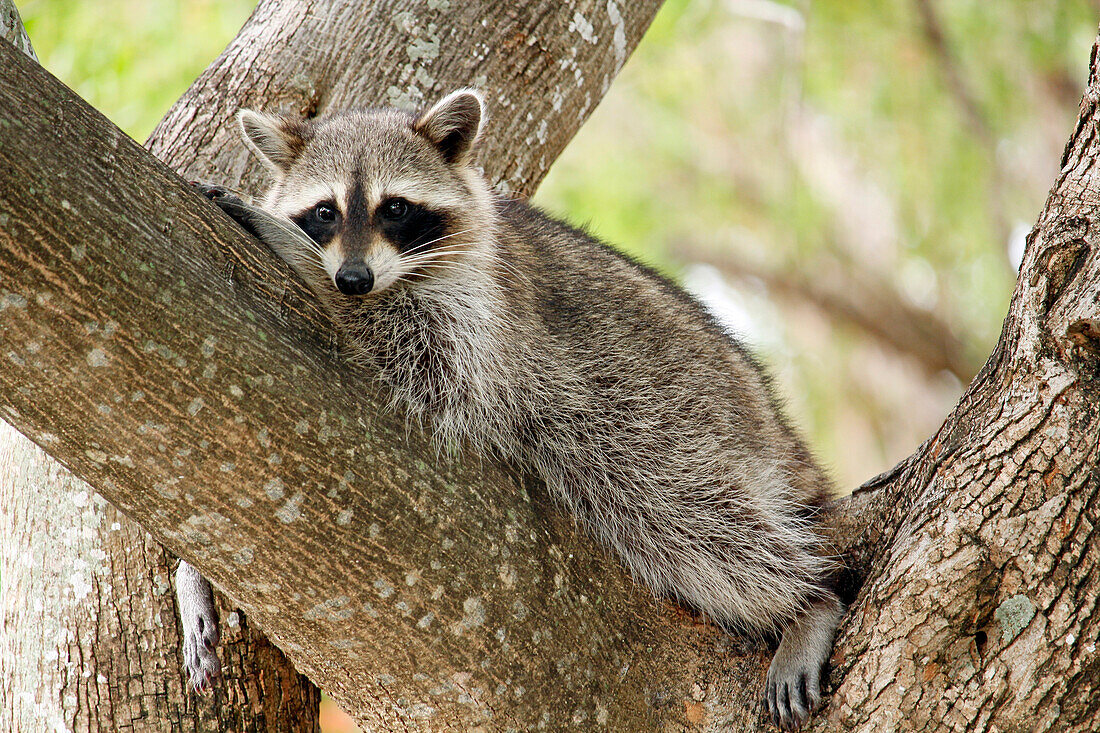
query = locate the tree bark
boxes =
[3,3,1097,731]
[2,1,668,730]
[1,2,319,730]
[0,0,33,60]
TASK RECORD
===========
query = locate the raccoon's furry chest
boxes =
[334,281,531,450]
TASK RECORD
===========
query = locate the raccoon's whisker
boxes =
[400,248,467,266]
[404,228,476,256]
[400,247,473,265]
[404,238,474,254]
[267,218,326,257]
[400,252,476,269]
[459,249,529,282]
[403,263,467,276]
[228,201,328,260]
[413,227,475,248]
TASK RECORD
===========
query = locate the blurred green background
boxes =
[15,0,1098,729]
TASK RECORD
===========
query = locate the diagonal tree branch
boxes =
[2,2,322,730]
[674,238,979,381]
[4,6,1099,731]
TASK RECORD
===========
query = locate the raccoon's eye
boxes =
[313,203,337,223]
[381,198,408,221]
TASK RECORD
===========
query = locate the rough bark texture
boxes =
[2,1,670,730]
[1,424,320,732]
[1,4,319,731]
[3,1,1098,730]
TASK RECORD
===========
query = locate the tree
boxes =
[1,2,1097,732]
[1,0,664,730]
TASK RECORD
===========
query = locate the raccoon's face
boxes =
[238,90,490,297]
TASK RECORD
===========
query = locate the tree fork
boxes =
[3,6,1099,732]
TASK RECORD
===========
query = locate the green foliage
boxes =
[20,0,254,141]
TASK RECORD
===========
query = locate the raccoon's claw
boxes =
[765,666,818,730]
[191,181,262,239]
[191,181,237,202]
[175,560,222,694]
[182,608,221,693]
[763,596,843,730]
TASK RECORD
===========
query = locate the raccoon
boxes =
[182,90,844,729]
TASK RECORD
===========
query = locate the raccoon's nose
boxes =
[335,264,374,296]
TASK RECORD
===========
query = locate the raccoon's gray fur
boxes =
[182,90,844,729]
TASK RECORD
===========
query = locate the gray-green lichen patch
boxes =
[275,492,304,523]
[995,594,1036,641]
[263,478,285,501]
[0,291,27,309]
[454,596,486,634]
[305,595,354,622]
[86,347,109,368]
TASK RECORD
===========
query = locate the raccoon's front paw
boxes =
[182,609,221,693]
[191,181,243,206]
[191,181,256,234]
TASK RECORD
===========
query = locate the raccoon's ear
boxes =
[237,110,311,173]
[414,89,485,166]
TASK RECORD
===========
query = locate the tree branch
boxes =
[147,0,661,198]
[0,0,35,61]
[674,238,978,381]
[0,7,765,729]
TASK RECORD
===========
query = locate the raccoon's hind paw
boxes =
[176,560,222,694]
[764,595,844,730]
[765,656,819,731]
[181,608,222,694]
